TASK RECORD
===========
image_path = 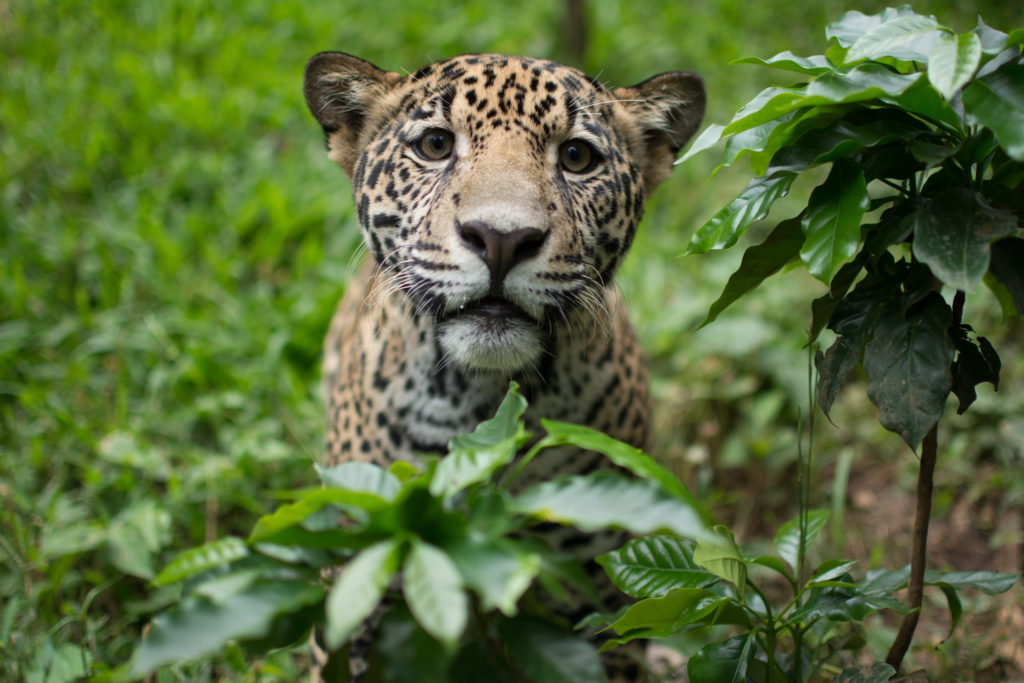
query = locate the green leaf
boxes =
[129,580,323,676]
[677,123,725,164]
[721,86,803,136]
[809,559,859,586]
[687,633,755,683]
[597,535,715,598]
[800,160,869,283]
[29,643,92,683]
[324,538,404,650]
[538,420,702,508]
[107,499,172,580]
[864,293,955,449]
[154,537,250,585]
[316,461,401,501]
[685,172,795,254]
[376,605,454,683]
[512,471,710,541]
[499,616,604,683]
[693,526,746,592]
[732,51,831,75]
[937,583,962,639]
[843,15,943,65]
[403,539,468,650]
[925,569,1020,595]
[430,382,528,499]
[911,189,1018,291]
[834,663,897,683]
[445,538,540,616]
[249,487,390,542]
[989,238,1024,314]
[793,575,910,623]
[609,586,732,639]
[973,17,1009,55]
[928,31,983,100]
[963,65,1024,162]
[774,509,830,571]
[700,216,804,327]
[950,329,1001,414]
[890,76,964,130]
[826,6,927,47]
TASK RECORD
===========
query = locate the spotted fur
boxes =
[304,52,704,679]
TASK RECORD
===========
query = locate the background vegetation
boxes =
[2,1,1020,680]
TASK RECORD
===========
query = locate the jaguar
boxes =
[304,50,704,680]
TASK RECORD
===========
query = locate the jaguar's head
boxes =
[305,52,704,373]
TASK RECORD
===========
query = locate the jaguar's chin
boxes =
[436,297,545,372]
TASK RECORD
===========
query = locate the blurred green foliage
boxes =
[2,1,1020,680]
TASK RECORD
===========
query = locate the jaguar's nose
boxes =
[457,220,547,292]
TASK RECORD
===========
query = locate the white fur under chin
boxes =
[438,315,543,372]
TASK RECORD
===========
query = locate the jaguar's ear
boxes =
[615,71,705,191]
[304,52,402,177]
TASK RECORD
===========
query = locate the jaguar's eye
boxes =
[416,129,455,161]
[558,139,597,174]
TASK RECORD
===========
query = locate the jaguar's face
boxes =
[305,53,704,373]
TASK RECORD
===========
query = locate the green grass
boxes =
[2,1,1021,679]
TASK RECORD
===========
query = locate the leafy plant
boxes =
[680,5,1023,672]
[123,385,712,681]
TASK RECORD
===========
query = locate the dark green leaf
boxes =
[937,584,962,640]
[445,538,540,616]
[512,472,710,541]
[324,538,404,650]
[700,216,804,327]
[154,537,250,586]
[800,160,869,282]
[928,31,983,100]
[989,238,1024,314]
[431,382,529,499]
[732,51,831,75]
[793,577,910,623]
[925,569,1020,595]
[912,189,1018,291]
[538,420,702,508]
[963,65,1024,162]
[597,535,715,598]
[450,639,519,683]
[774,509,830,571]
[687,633,755,683]
[864,293,955,449]
[834,663,897,683]
[403,539,467,650]
[377,605,454,683]
[499,617,604,683]
[685,173,795,254]
[608,587,732,639]
[890,76,964,130]
[951,329,1001,414]
[809,559,860,586]
[843,15,942,65]
[128,581,323,676]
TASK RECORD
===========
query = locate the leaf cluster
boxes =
[682,6,1024,449]
[124,385,711,681]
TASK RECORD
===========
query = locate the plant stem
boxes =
[884,290,964,671]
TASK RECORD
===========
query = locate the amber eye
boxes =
[558,139,596,173]
[416,129,455,161]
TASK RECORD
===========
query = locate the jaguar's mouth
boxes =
[448,296,536,324]
[437,296,545,372]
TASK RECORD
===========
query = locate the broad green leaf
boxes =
[860,566,911,594]
[924,569,1020,595]
[499,616,604,683]
[324,538,403,650]
[809,559,859,586]
[843,15,943,65]
[597,536,715,598]
[793,576,910,623]
[512,472,710,541]
[749,555,795,585]
[430,382,528,499]
[154,537,250,585]
[538,420,702,508]
[989,238,1024,314]
[950,328,1001,414]
[377,605,454,683]
[403,539,467,650]
[445,538,540,616]
[721,86,803,136]
[107,499,172,580]
[687,633,755,683]
[937,583,962,639]
[316,461,401,501]
[685,172,794,254]
[911,189,1018,291]
[834,663,897,683]
[249,487,390,542]
[864,293,955,449]
[693,526,746,592]
[800,160,869,283]
[450,639,519,683]
[890,76,964,130]
[963,65,1024,161]
[720,116,794,171]
[974,17,1009,55]
[677,123,725,164]
[31,643,92,683]
[700,216,804,327]
[774,509,830,571]
[129,580,323,676]
[608,586,730,639]
[928,31,983,100]
[732,51,831,75]
[826,6,927,47]
[804,64,921,103]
